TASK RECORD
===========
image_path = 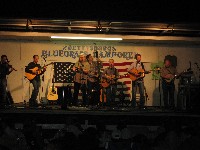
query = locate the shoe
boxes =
[29,101,39,108]
[139,106,147,110]
[0,105,6,109]
[0,104,13,109]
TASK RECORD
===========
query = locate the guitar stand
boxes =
[144,86,149,107]
[158,78,162,109]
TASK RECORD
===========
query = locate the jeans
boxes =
[87,80,100,105]
[162,81,175,108]
[73,82,87,106]
[106,84,117,106]
[30,79,41,104]
[131,81,145,107]
[0,78,7,106]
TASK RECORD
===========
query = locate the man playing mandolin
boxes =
[160,59,179,110]
[127,54,149,109]
[25,55,47,107]
[102,59,120,107]
[72,53,89,106]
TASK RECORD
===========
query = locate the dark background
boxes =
[0,0,199,22]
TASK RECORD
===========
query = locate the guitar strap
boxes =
[166,67,173,74]
[114,67,117,76]
[141,62,145,70]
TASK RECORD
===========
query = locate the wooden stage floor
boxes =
[0,103,200,126]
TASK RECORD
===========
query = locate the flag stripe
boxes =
[103,62,133,66]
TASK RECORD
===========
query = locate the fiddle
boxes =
[8,64,17,71]
[6,60,17,71]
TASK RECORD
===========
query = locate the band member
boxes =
[86,54,102,106]
[161,59,178,109]
[25,55,46,107]
[0,55,15,108]
[72,53,89,106]
[127,54,149,108]
[102,59,119,106]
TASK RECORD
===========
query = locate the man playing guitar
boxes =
[127,54,149,109]
[102,59,120,107]
[25,55,47,107]
[160,59,178,110]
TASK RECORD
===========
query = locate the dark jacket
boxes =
[25,62,45,81]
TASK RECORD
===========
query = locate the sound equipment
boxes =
[25,62,53,80]
[177,81,200,112]
[187,84,200,112]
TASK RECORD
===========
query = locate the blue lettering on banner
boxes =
[41,45,135,60]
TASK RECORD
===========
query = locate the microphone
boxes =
[188,61,191,71]
[95,50,98,58]
[43,56,46,62]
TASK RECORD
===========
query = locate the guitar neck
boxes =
[39,63,53,70]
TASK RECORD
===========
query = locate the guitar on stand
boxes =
[47,64,58,103]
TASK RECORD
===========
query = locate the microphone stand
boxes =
[156,68,162,109]
[194,63,200,83]
[94,50,102,107]
[40,57,46,105]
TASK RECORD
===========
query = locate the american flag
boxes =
[54,62,133,101]
[54,62,75,83]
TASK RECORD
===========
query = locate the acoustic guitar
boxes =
[128,68,151,81]
[101,75,116,88]
[101,74,126,88]
[25,62,53,80]
[47,82,58,101]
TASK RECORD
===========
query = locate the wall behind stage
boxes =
[0,40,200,106]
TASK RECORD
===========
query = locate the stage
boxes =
[0,103,200,126]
